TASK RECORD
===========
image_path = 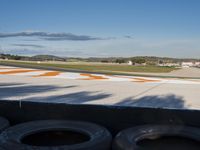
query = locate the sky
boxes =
[0,0,200,58]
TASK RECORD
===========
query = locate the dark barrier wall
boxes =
[0,100,200,135]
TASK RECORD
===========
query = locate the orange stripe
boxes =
[80,73,108,80]
[0,69,37,74]
[34,71,60,77]
[107,75,160,82]
[132,78,160,83]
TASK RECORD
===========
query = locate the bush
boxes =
[116,59,125,64]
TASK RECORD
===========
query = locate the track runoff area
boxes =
[0,65,200,110]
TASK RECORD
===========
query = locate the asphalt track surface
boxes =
[0,65,200,110]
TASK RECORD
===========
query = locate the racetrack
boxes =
[0,65,200,110]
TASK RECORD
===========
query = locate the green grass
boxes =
[43,64,176,73]
[0,60,178,73]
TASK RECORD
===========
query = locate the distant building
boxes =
[158,63,180,67]
[182,62,195,68]
[194,62,200,67]
[127,60,133,65]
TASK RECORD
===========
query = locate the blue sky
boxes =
[0,0,200,58]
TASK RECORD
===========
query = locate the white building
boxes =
[127,60,133,65]
[182,62,194,68]
[194,62,200,67]
[158,63,180,67]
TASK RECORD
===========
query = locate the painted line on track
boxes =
[0,65,200,84]
[34,71,61,77]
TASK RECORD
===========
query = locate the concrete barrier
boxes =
[0,100,200,135]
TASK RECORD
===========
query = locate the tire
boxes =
[0,146,5,150]
[113,125,200,150]
[0,117,9,133]
[0,120,112,150]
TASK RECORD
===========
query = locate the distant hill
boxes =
[31,55,66,61]
[0,53,200,64]
[84,56,200,64]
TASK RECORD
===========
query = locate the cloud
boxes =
[3,48,93,57]
[3,48,45,56]
[0,31,102,41]
[11,44,45,48]
[124,35,134,39]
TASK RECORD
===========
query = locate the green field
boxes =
[0,60,178,73]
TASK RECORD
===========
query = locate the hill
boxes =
[30,55,66,61]
[0,53,199,64]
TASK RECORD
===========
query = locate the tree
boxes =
[131,58,146,64]
[159,60,164,64]
[116,59,125,64]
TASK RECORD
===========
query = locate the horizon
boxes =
[0,0,200,58]
[1,53,200,60]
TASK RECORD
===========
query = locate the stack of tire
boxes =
[0,117,10,150]
[112,125,200,150]
[0,117,9,133]
[0,116,200,150]
[0,119,112,150]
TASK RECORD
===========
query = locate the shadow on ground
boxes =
[115,94,185,109]
[0,83,185,109]
[0,83,77,99]
[23,91,112,104]
[0,83,112,104]
[0,83,25,87]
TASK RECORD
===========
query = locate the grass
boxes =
[0,60,178,73]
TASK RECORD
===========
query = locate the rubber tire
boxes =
[0,120,112,150]
[0,117,9,133]
[112,125,200,150]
